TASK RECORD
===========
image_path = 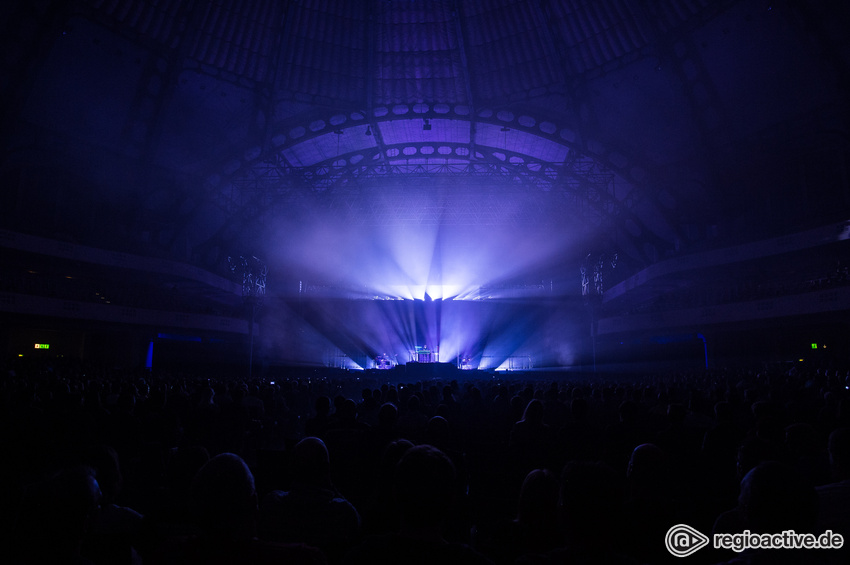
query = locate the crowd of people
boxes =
[2,356,850,564]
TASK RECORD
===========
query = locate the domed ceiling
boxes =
[2,0,849,299]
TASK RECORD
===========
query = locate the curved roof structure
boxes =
[2,0,849,368]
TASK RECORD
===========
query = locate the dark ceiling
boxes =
[1,0,849,294]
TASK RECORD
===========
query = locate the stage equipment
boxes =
[411,345,438,363]
[581,252,616,372]
[228,255,267,379]
[375,353,395,369]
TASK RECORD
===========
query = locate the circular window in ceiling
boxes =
[539,122,556,135]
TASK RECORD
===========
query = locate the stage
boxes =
[258,294,592,371]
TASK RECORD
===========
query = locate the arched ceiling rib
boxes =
[163,0,734,268]
[3,0,850,286]
[190,97,673,265]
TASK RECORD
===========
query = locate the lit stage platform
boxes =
[267,287,591,371]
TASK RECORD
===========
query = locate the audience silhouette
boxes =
[12,465,103,565]
[259,437,360,563]
[343,444,493,564]
[5,357,850,565]
[168,451,326,564]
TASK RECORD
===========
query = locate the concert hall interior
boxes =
[6,3,850,565]
[1,1,849,374]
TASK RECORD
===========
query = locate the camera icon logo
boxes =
[665,524,710,557]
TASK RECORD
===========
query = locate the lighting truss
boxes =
[217,145,628,230]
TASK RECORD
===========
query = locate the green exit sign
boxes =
[34,343,50,349]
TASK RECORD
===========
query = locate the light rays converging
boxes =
[264,187,586,369]
[291,297,581,371]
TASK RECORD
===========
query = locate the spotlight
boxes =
[423,118,431,131]
[365,125,372,136]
